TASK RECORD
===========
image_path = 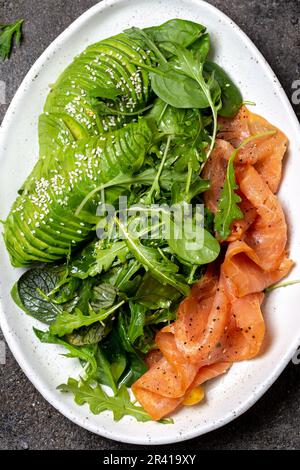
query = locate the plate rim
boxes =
[0,0,300,445]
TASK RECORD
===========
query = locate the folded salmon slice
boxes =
[132,107,292,421]
[237,165,287,271]
[218,106,288,193]
[222,241,293,297]
[132,357,231,421]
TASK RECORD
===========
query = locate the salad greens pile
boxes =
[4,19,243,422]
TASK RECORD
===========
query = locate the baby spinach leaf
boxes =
[95,346,117,394]
[11,267,62,324]
[189,33,210,62]
[101,329,127,383]
[168,46,222,158]
[117,311,148,386]
[118,353,147,387]
[167,211,220,265]
[134,327,156,354]
[204,61,243,117]
[50,301,124,337]
[148,99,186,135]
[151,66,210,109]
[144,19,206,50]
[58,379,155,422]
[135,272,181,309]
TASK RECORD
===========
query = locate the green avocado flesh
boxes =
[4,120,152,266]
[4,31,155,267]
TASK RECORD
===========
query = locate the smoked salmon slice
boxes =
[218,106,288,193]
[203,139,234,213]
[132,107,292,421]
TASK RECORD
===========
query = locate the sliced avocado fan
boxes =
[4,120,152,266]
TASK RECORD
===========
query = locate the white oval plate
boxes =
[1,0,300,445]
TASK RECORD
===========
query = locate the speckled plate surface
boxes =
[0,0,300,445]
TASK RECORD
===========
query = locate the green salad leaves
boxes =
[5,19,244,423]
[58,379,170,423]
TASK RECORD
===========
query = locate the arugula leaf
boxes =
[115,217,190,295]
[58,378,155,422]
[34,328,97,378]
[148,99,185,135]
[265,279,300,293]
[11,267,62,324]
[214,151,243,240]
[214,131,277,239]
[144,135,172,203]
[71,240,128,279]
[0,19,24,60]
[75,167,189,215]
[50,301,124,337]
[171,179,210,204]
[126,301,147,343]
[145,308,176,325]
[73,279,93,314]
[113,260,142,294]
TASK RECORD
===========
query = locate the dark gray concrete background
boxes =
[0,0,299,450]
